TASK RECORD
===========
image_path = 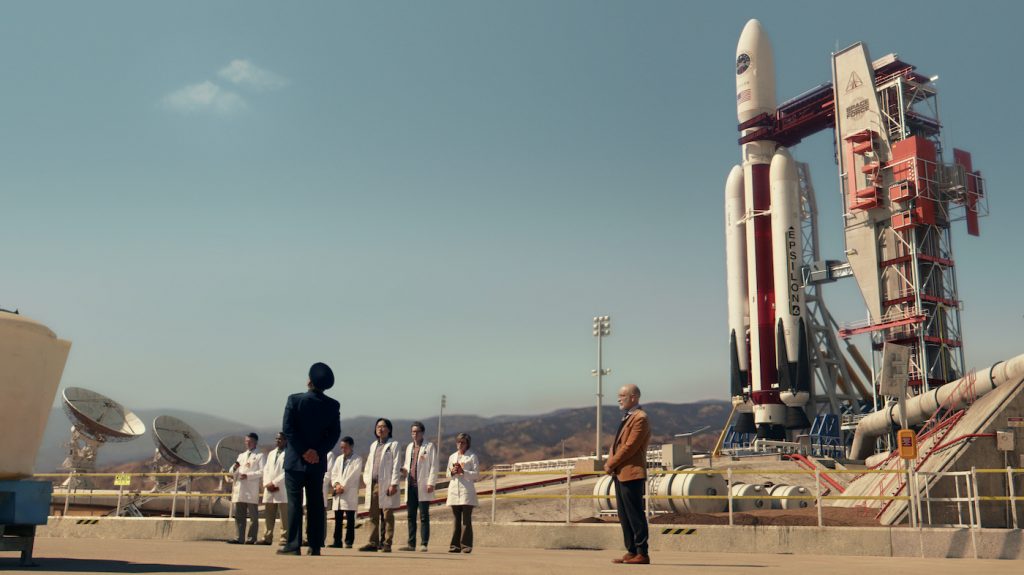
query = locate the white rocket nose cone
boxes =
[736,19,777,124]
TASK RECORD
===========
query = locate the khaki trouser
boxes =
[262,501,288,544]
[367,480,395,548]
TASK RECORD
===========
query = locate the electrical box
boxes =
[897,429,918,460]
[996,429,1015,452]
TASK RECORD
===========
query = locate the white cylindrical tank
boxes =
[0,312,72,479]
[593,474,616,513]
[768,484,811,510]
[649,467,727,514]
[729,482,766,512]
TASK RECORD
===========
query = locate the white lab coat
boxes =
[330,454,363,511]
[362,438,402,510]
[401,441,438,501]
[445,450,480,507]
[230,450,266,504]
[322,451,336,508]
[261,447,287,504]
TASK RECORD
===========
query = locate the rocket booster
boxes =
[728,20,810,439]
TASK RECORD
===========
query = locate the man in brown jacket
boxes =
[604,383,651,565]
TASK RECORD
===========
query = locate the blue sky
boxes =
[4,1,1021,428]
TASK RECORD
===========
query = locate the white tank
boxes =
[768,484,811,510]
[592,474,617,513]
[648,467,727,514]
[729,482,766,512]
[0,312,72,479]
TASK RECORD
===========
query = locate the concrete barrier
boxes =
[38,517,1024,560]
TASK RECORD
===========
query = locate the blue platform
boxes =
[0,480,52,525]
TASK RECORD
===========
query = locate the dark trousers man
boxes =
[406,482,430,548]
[285,470,325,551]
[332,510,356,547]
[613,477,648,557]
[233,502,259,544]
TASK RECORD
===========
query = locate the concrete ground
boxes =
[4,538,1022,574]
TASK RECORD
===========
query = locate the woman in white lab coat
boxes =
[329,436,363,548]
[358,418,402,552]
[445,432,480,553]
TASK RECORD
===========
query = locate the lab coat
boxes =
[261,447,287,504]
[230,450,266,504]
[445,450,480,507]
[401,441,438,501]
[362,438,402,510]
[330,454,364,511]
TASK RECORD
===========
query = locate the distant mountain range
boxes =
[35,400,729,472]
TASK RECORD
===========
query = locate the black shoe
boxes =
[449,547,461,553]
[358,544,379,552]
[226,540,243,545]
[276,547,301,555]
[255,541,272,546]
[307,548,321,556]
[328,543,344,548]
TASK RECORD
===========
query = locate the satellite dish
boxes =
[215,436,247,472]
[62,387,145,442]
[152,415,211,468]
[60,387,144,488]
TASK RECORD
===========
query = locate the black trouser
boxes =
[613,477,648,556]
[233,502,259,543]
[284,469,326,551]
[333,509,355,546]
[406,482,430,547]
[449,505,473,550]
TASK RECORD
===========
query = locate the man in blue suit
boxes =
[277,362,341,556]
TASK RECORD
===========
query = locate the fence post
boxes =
[184,476,191,518]
[171,472,179,520]
[727,467,733,527]
[814,468,822,527]
[490,469,497,524]
[1008,467,1019,530]
[62,472,73,516]
[116,484,124,517]
[971,466,982,529]
[565,468,572,524]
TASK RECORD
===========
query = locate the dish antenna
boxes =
[214,436,247,472]
[60,387,145,488]
[152,415,211,469]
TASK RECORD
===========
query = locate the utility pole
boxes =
[592,315,611,463]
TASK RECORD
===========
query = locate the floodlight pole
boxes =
[592,316,611,463]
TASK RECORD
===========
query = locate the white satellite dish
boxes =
[60,387,145,487]
[152,415,211,468]
[215,436,247,472]
[62,387,145,442]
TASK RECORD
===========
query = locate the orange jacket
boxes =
[606,407,650,482]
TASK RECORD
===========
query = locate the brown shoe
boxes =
[623,554,650,564]
[612,553,636,564]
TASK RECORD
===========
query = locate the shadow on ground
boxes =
[0,558,233,572]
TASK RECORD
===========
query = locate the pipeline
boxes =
[848,352,1024,460]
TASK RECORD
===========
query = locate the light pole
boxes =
[592,315,611,463]
[436,394,446,463]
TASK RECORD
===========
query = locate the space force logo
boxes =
[736,53,751,75]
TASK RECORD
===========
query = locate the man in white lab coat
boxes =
[228,432,265,545]
[358,418,401,553]
[398,421,437,552]
[259,432,288,545]
[329,436,362,548]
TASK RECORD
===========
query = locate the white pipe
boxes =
[849,353,1024,460]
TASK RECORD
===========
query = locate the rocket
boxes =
[727,19,811,439]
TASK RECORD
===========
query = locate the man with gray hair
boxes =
[604,384,651,565]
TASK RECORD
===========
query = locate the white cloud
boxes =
[218,59,289,91]
[160,81,246,115]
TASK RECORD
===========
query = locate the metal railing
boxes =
[35,466,1023,531]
